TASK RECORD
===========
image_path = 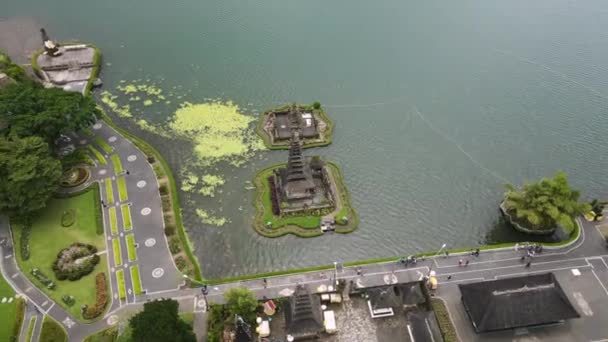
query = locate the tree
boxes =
[503,171,590,233]
[224,287,258,324]
[0,136,61,221]
[129,299,196,342]
[0,82,99,143]
[312,101,321,109]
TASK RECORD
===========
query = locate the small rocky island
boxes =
[253,132,357,238]
[258,103,334,149]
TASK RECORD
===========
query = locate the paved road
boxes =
[3,119,608,341]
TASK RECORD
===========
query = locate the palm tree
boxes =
[503,171,590,234]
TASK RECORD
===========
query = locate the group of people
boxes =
[518,243,543,267]
[399,255,418,266]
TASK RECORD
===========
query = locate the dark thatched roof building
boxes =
[459,273,579,333]
[284,285,324,340]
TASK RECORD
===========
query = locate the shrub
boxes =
[61,209,75,227]
[431,298,458,342]
[20,225,31,261]
[159,183,169,195]
[164,224,176,236]
[82,273,108,320]
[61,295,75,307]
[161,195,172,212]
[52,243,100,281]
[169,236,181,254]
[175,256,187,271]
[31,268,55,289]
[147,155,156,164]
[312,101,321,109]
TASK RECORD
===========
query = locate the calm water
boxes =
[4,0,608,278]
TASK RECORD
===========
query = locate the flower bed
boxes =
[52,243,100,281]
[82,273,108,319]
[31,268,55,289]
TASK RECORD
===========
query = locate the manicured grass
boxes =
[95,136,113,154]
[116,270,126,299]
[108,207,118,235]
[83,326,118,342]
[121,205,132,231]
[126,234,137,262]
[112,239,122,266]
[12,188,107,321]
[87,145,107,166]
[130,266,142,295]
[117,177,128,202]
[40,315,67,342]
[0,274,19,341]
[111,154,123,174]
[26,316,36,342]
[104,178,114,204]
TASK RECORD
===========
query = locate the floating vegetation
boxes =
[169,101,264,167]
[195,208,229,227]
[100,91,132,118]
[180,172,225,197]
[143,99,153,106]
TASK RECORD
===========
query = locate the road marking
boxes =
[4,254,12,259]
[41,300,48,306]
[11,273,18,279]
[591,270,608,297]
[62,317,75,329]
[573,292,593,316]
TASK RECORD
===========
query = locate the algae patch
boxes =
[195,208,229,227]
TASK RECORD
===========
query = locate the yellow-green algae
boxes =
[169,101,264,166]
[100,91,133,118]
[180,172,225,197]
[195,208,229,226]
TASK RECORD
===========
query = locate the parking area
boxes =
[439,264,608,342]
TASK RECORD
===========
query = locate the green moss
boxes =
[126,234,137,262]
[130,266,142,295]
[105,178,114,204]
[112,238,122,266]
[116,270,126,299]
[121,205,133,231]
[111,155,123,174]
[117,177,128,202]
[109,207,118,235]
[195,209,229,226]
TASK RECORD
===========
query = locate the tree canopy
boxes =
[0,82,99,142]
[0,136,62,221]
[503,171,590,233]
[129,299,196,342]
[224,287,258,324]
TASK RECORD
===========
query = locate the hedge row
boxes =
[82,273,108,319]
[431,298,459,342]
[19,224,31,260]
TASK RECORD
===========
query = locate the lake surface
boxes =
[4,0,608,278]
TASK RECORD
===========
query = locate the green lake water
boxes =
[4,0,608,278]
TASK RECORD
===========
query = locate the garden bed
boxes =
[11,186,107,321]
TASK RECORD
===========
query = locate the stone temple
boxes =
[271,133,335,214]
[269,105,321,142]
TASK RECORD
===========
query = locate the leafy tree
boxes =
[0,136,61,221]
[0,82,99,143]
[224,287,258,324]
[312,101,321,109]
[503,171,590,233]
[130,299,196,342]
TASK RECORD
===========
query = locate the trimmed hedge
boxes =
[431,298,459,342]
[52,243,100,281]
[82,273,108,319]
[11,298,26,342]
[19,224,31,260]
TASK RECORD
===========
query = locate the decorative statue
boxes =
[40,28,61,57]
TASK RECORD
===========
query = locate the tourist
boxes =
[263,278,267,288]
[525,261,531,268]
[521,255,526,262]
[356,267,362,276]
[465,259,470,267]
[514,243,519,252]
[458,259,463,267]
[474,249,480,257]
[444,251,449,258]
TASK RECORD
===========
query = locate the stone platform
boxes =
[36,44,95,94]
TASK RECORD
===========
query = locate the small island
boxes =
[257,102,334,149]
[253,133,357,237]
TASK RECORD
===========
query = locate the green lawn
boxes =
[126,234,137,262]
[111,154,123,174]
[130,266,142,295]
[87,145,107,166]
[105,178,114,204]
[112,238,122,266]
[0,274,19,341]
[121,205,132,231]
[117,177,128,202]
[12,188,107,321]
[95,136,113,154]
[109,207,118,235]
[40,315,67,342]
[116,270,126,299]
[26,316,36,342]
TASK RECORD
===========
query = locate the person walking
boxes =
[474,248,480,257]
[525,261,531,268]
[447,275,452,280]
[356,267,362,276]
[262,278,267,288]
[465,259,470,267]
[458,259,463,267]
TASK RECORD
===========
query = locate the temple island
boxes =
[257,102,334,149]
[253,131,357,238]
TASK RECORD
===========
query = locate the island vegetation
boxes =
[129,299,196,342]
[502,171,590,235]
